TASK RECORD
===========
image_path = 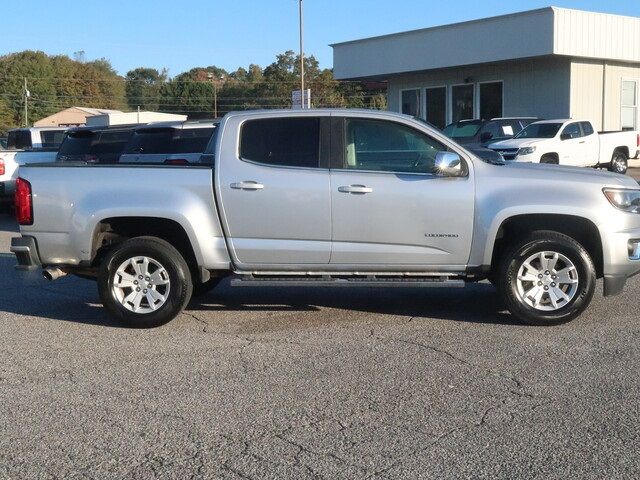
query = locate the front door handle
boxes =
[338,184,373,194]
[230,181,264,191]
[579,141,586,144]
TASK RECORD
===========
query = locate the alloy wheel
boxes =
[515,251,579,311]
[112,256,171,314]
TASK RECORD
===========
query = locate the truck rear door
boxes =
[216,115,331,266]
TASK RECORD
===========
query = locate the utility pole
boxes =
[208,73,219,118]
[23,78,29,127]
[299,0,305,109]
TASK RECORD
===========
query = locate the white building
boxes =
[332,7,640,131]
[85,111,187,127]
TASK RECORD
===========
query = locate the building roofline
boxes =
[330,6,640,48]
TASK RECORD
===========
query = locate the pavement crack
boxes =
[182,311,210,332]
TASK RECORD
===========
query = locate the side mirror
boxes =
[435,151,464,177]
[480,131,493,142]
[560,133,571,141]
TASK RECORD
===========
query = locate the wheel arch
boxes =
[90,216,204,281]
[488,214,604,278]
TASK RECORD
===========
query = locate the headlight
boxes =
[518,146,536,155]
[603,188,640,213]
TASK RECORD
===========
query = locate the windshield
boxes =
[515,123,562,139]
[442,121,482,139]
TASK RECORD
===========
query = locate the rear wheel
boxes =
[98,237,193,328]
[609,150,628,174]
[497,231,596,326]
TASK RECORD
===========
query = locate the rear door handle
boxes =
[230,181,264,191]
[338,184,373,194]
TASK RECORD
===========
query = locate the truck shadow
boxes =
[0,252,516,329]
[189,279,518,327]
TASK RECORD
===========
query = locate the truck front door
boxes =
[216,116,331,267]
[328,116,475,267]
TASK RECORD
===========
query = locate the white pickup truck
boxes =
[0,127,66,204]
[488,119,639,174]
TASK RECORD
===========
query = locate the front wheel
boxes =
[609,150,628,174]
[98,237,193,328]
[497,231,596,326]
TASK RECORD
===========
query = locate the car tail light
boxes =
[0,159,4,176]
[164,159,190,165]
[14,177,33,225]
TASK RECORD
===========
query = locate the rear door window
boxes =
[562,122,583,139]
[580,122,595,136]
[240,118,320,168]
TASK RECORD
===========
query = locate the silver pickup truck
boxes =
[10,109,640,327]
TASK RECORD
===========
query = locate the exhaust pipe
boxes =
[43,267,67,281]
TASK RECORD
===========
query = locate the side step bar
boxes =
[230,274,466,288]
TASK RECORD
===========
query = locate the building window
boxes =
[401,89,421,118]
[451,84,474,123]
[622,80,638,131]
[425,87,447,129]
[479,82,503,120]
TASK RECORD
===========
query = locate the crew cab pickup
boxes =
[11,109,640,328]
[488,119,640,174]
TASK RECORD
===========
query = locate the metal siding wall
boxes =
[554,8,640,63]
[570,59,605,130]
[387,58,571,122]
[333,9,555,80]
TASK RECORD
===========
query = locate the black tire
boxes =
[609,150,628,175]
[540,154,559,165]
[497,231,596,326]
[98,237,193,328]
[192,276,225,297]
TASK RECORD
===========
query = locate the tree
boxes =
[0,51,127,127]
[125,67,168,111]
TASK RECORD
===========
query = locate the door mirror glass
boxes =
[435,151,464,177]
[560,133,572,141]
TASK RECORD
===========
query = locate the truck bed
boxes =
[17,163,231,269]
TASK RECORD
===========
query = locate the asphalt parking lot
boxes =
[1,213,639,479]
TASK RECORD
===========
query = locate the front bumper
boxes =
[601,229,640,297]
[10,236,41,271]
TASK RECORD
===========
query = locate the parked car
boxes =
[0,127,68,204]
[488,119,640,174]
[443,118,537,148]
[119,120,218,165]
[56,126,135,164]
[11,109,640,329]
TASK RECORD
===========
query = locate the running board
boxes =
[230,274,465,288]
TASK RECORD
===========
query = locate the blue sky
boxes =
[4,0,639,76]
